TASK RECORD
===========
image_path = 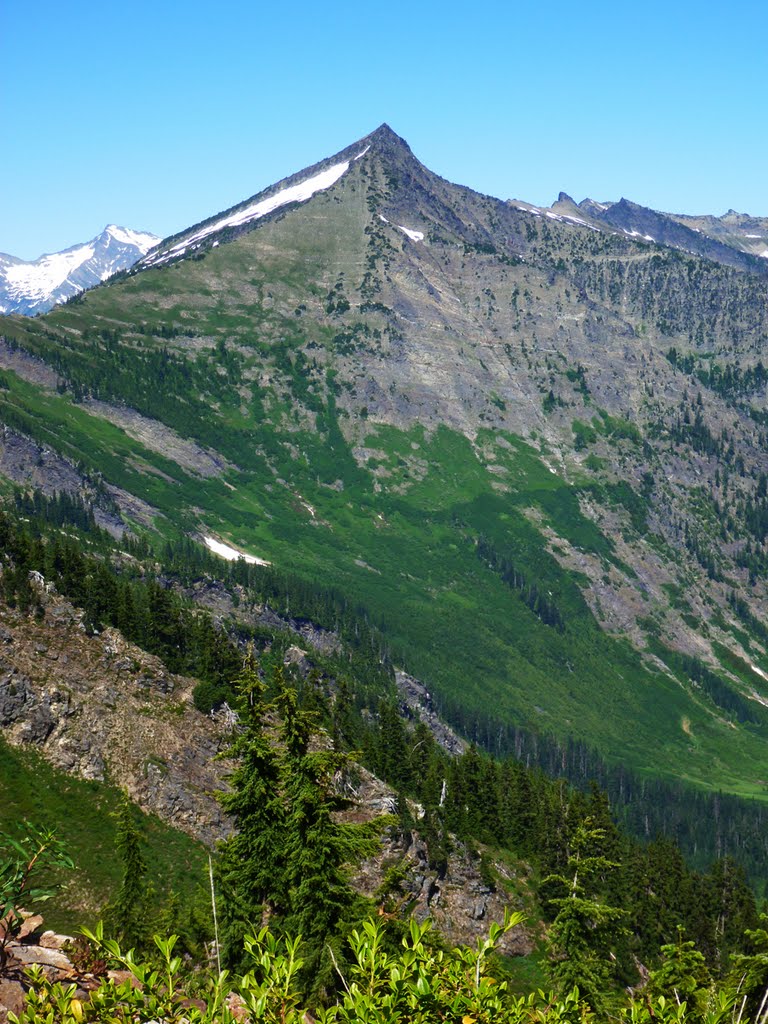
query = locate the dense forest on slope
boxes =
[1,493,767,910]
[1,490,767,880]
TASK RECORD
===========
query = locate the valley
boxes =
[2,126,768,805]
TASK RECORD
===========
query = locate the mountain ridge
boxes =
[138,123,424,269]
[515,191,768,273]
[0,225,160,316]
[3,125,768,808]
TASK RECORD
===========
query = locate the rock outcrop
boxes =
[0,586,231,847]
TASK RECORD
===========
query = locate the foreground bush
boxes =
[7,911,757,1024]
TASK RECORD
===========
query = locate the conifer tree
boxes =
[276,672,384,1000]
[104,794,149,950]
[216,648,286,969]
[544,817,627,1012]
[648,929,712,1023]
[216,655,386,990]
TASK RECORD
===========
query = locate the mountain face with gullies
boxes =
[0,224,160,315]
[5,123,768,809]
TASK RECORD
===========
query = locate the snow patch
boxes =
[751,664,768,682]
[354,145,370,160]
[745,233,763,238]
[510,201,542,216]
[545,211,590,227]
[5,246,95,298]
[105,225,159,249]
[203,535,271,565]
[377,216,423,241]
[146,160,353,266]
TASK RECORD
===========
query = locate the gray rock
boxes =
[17,701,55,743]
[12,944,73,971]
[0,671,31,724]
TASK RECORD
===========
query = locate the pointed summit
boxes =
[367,122,398,140]
[363,123,413,151]
[140,124,423,270]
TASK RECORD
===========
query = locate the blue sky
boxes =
[3,0,768,259]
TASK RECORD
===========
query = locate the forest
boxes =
[3,492,768,1021]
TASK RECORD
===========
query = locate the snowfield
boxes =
[203,535,271,566]
[145,156,365,267]
[398,226,424,242]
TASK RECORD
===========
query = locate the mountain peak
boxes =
[140,123,425,271]
[369,122,397,138]
[0,225,159,315]
[102,225,160,250]
[357,122,414,158]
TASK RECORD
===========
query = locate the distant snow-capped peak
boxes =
[102,224,159,252]
[0,225,160,316]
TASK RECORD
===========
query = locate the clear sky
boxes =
[3,0,768,260]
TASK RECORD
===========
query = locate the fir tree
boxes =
[544,817,627,1012]
[276,671,385,1000]
[649,929,712,1024]
[216,648,286,969]
[103,794,149,950]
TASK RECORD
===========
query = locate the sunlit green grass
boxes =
[3,212,768,802]
[0,737,206,931]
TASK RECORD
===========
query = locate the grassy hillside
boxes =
[0,737,206,931]
[3,130,768,801]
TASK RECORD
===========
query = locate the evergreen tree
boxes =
[216,649,286,970]
[276,673,384,1000]
[216,656,386,993]
[544,817,627,1013]
[374,698,411,791]
[648,930,712,1024]
[103,794,149,950]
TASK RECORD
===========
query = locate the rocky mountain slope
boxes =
[0,226,159,315]
[3,124,768,804]
[671,208,768,258]
[0,584,229,844]
[0,571,531,950]
[515,193,768,273]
